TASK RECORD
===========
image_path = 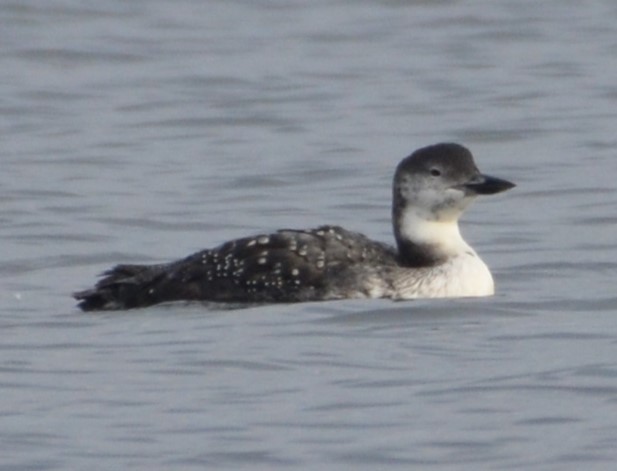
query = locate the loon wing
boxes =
[169,225,396,302]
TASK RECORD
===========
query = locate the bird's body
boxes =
[74,143,514,311]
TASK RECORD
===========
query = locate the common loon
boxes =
[74,143,514,311]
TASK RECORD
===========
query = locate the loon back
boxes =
[74,225,398,311]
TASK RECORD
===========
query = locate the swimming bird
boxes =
[74,143,514,311]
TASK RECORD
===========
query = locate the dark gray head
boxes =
[393,143,514,222]
[392,143,515,266]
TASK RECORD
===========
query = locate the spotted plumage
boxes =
[74,143,514,311]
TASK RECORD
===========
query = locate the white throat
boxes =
[398,208,475,258]
[393,207,495,298]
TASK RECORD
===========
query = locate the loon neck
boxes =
[393,208,473,267]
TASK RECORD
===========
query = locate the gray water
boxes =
[2,0,617,469]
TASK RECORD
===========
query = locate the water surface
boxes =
[2,0,617,469]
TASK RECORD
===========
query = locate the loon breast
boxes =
[389,250,495,299]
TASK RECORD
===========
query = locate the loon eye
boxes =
[430,168,441,177]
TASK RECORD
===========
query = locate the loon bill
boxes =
[74,143,515,311]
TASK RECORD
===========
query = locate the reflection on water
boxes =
[2,0,617,469]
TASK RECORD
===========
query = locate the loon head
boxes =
[392,143,515,266]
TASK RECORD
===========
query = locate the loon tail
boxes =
[73,264,173,311]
